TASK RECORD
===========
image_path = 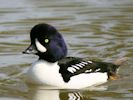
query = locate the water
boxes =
[0,0,133,100]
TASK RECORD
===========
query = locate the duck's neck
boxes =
[38,58,58,65]
[39,58,57,63]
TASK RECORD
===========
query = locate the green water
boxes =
[0,0,133,100]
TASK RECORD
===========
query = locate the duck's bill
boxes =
[23,44,38,54]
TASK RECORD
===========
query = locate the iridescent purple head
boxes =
[23,23,67,62]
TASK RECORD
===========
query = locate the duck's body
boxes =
[27,58,108,89]
[23,23,127,89]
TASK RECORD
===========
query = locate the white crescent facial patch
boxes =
[35,39,47,53]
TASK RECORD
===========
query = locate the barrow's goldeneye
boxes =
[23,23,127,89]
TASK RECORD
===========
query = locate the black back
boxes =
[59,57,118,82]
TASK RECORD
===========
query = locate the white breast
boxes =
[26,60,65,86]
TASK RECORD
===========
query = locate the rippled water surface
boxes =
[0,0,133,100]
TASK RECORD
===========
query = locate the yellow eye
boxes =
[44,39,49,43]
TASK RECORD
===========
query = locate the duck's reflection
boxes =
[33,89,60,100]
[28,85,108,100]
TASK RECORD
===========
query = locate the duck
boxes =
[23,23,128,89]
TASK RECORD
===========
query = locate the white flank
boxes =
[27,60,108,89]
[65,72,108,89]
[35,39,47,53]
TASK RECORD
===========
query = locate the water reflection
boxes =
[30,89,60,100]
[28,85,108,100]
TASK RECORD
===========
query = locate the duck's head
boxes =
[23,23,67,62]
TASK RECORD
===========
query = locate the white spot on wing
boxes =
[81,61,88,65]
[95,68,101,72]
[79,63,85,66]
[88,61,93,63]
[67,67,76,73]
[85,69,92,73]
[72,65,80,70]
[76,64,83,68]
[67,61,93,74]
[35,39,47,53]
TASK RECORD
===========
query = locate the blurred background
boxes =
[0,0,133,100]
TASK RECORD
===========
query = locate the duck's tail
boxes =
[108,57,128,80]
[113,57,128,66]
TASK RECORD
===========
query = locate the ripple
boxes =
[0,0,133,100]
